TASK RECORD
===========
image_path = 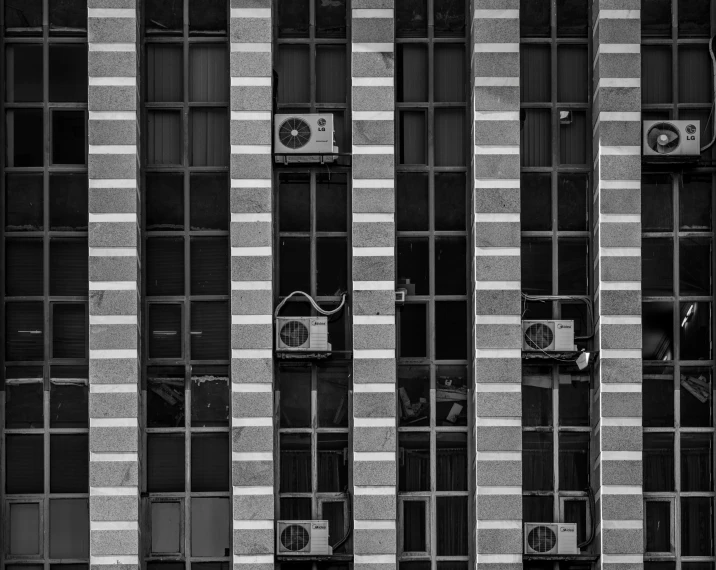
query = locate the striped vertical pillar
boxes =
[229,4,275,570]
[351,3,397,570]
[472,3,523,569]
[592,3,644,569]
[87,2,140,569]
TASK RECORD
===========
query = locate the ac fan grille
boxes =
[524,323,554,350]
[280,320,310,348]
[280,524,311,552]
[279,117,312,149]
[527,526,557,553]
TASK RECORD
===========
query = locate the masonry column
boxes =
[472,3,523,569]
[87,2,141,568]
[351,3,397,570]
[591,3,644,569]
[229,3,276,570]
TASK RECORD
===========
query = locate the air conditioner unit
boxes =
[643,120,700,161]
[274,114,335,154]
[524,523,578,555]
[275,317,329,352]
[277,520,332,556]
[522,320,575,352]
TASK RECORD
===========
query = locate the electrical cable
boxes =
[700,35,716,152]
[521,293,595,340]
[578,484,597,549]
[274,290,347,318]
[331,489,352,551]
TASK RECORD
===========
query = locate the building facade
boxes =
[0,2,714,570]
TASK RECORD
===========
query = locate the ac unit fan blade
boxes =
[647,122,681,154]
[279,117,312,149]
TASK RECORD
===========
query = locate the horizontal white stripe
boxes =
[475,247,520,256]
[232,213,271,222]
[89,111,135,121]
[232,417,272,427]
[233,486,273,495]
[601,383,641,392]
[232,144,271,154]
[353,111,393,121]
[478,520,522,529]
[475,281,520,290]
[601,145,641,155]
[474,43,519,52]
[353,281,395,290]
[475,383,521,393]
[475,77,519,87]
[476,418,521,427]
[90,452,137,462]
[601,417,642,426]
[600,179,641,189]
[90,486,137,496]
[600,281,641,290]
[475,348,522,358]
[355,520,395,529]
[354,555,395,564]
[354,452,395,461]
[232,349,272,359]
[90,349,138,359]
[477,555,523,564]
[354,213,394,222]
[601,214,641,223]
[89,77,136,86]
[353,9,393,17]
[603,555,644,564]
[89,281,136,290]
[475,145,519,155]
[90,384,136,393]
[474,213,520,222]
[475,315,521,324]
[231,178,272,188]
[234,556,274,564]
[354,383,395,392]
[88,213,136,222]
[88,9,135,17]
[232,452,272,461]
[231,8,270,17]
[232,383,272,392]
[352,43,394,53]
[231,111,272,121]
[601,349,642,359]
[475,9,519,18]
[599,112,641,122]
[598,78,640,89]
[231,246,271,256]
[89,145,136,155]
[477,486,521,495]
[232,315,273,325]
[601,247,640,257]
[89,247,136,257]
[89,43,135,52]
[354,418,395,427]
[234,520,272,530]
[354,486,395,495]
[601,316,641,325]
[91,521,138,531]
[232,280,272,290]
[89,179,137,188]
[91,557,139,565]
[599,9,640,18]
[474,178,520,188]
[353,144,394,154]
[90,418,137,427]
[354,315,394,325]
[353,247,394,256]
[352,179,394,188]
[354,349,395,359]
[231,43,271,53]
[353,78,393,87]
[231,77,271,86]
[476,451,521,461]
[89,315,137,325]
[601,485,642,495]
[599,44,640,54]
[475,111,520,121]
[602,451,642,461]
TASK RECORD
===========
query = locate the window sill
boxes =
[524,554,599,562]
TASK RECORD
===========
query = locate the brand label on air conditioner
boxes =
[559,526,574,533]
[312,523,327,530]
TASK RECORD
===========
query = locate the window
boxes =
[142,2,231,567]
[2,1,89,564]
[395,3,470,569]
[520,0,591,323]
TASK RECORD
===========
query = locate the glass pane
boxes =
[436,497,468,555]
[398,173,428,231]
[522,238,552,295]
[7,435,44,494]
[190,109,228,167]
[679,46,713,104]
[147,434,185,492]
[147,173,184,230]
[192,498,231,557]
[322,501,346,550]
[147,45,182,102]
[318,433,348,492]
[50,0,88,33]
[398,366,430,427]
[523,496,553,523]
[400,111,427,164]
[643,367,674,427]
[279,237,310,296]
[559,433,589,490]
[559,369,589,426]
[681,369,712,427]
[50,434,89,493]
[7,45,43,102]
[521,173,552,231]
[189,0,226,34]
[146,0,183,34]
[278,0,309,37]
[521,45,551,103]
[434,0,465,37]
[8,109,44,167]
[521,0,550,37]
[398,238,429,295]
[6,173,43,231]
[50,499,89,558]
[522,109,552,167]
[152,502,182,554]
[643,302,673,361]
[191,237,229,295]
[277,45,310,103]
[435,44,465,102]
[49,45,88,102]
[435,172,466,231]
[9,503,40,555]
[4,0,42,32]
[190,301,229,360]
[149,304,182,359]
[190,45,228,102]
[681,174,712,230]
[6,380,43,428]
[681,497,714,556]
[436,301,467,359]
[147,238,185,295]
[523,432,553,491]
[646,501,671,553]
[642,239,673,296]
[560,110,587,164]
[437,366,467,425]
[642,174,673,231]
[558,45,588,102]
[50,173,88,230]
[280,433,312,492]
[558,174,588,231]
[318,368,349,427]
[279,173,310,232]
[642,0,671,37]
[557,0,588,37]
[191,370,229,427]
[52,303,86,359]
[192,433,229,492]
[644,433,674,492]
[317,238,347,296]
[50,239,88,296]
[398,44,428,102]
[316,173,347,232]
[437,433,467,491]
[563,500,587,544]
[50,367,88,427]
[148,371,185,428]
[680,239,712,295]
[316,0,346,37]
[280,368,311,428]
[396,0,427,37]
[681,433,713,492]
[403,501,427,551]
[523,365,553,426]
[317,46,346,103]
[435,108,465,166]
[148,111,182,165]
[678,0,710,37]
[6,238,43,296]
[680,301,711,360]
[281,497,311,520]
[5,302,44,361]
[435,237,466,295]
[558,238,588,295]
[642,47,673,104]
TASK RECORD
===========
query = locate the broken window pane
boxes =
[643,302,673,360]
[678,0,711,38]
[435,173,466,231]
[280,367,311,428]
[680,369,712,427]
[146,0,183,34]
[316,173,347,232]
[523,495,553,523]
[523,365,552,427]
[50,173,88,231]
[191,433,229,492]
[557,0,588,37]
[318,368,349,427]
[277,45,310,103]
[400,304,428,358]
[522,238,552,295]
[5,302,44,361]
[191,369,229,427]
[192,498,231,557]
[318,433,348,492]
[521,0,550,37]
[680,301,711,360]
[437,432,467,490]
[436,497,467,555]
[49,0,88,34]
[147,174,184,230]
[435,238,466,295]
[642,0,671,37]
[558,46,588,102]
[646,501,671,553]
[398,238,429,295]
[279,173,310,232]
[6,173,43,231]
[681,433,713,492]
[148,369,185,428]
[559,369,589,426]
[521,110,552,167]
[558,175,588,231]
[7,45,43,102]
[4,0,42,33]
[398,45,428,102]
[6,375,43,429]
[317,238,347,296]
[559,433,589,490]
[435,109,465,166]
[681,174,712,230]
[280,433,312,493]
[50,239,89,296]
[5,238,43,296]
[642,174,673,231]
[52,303,86,359]
[189,0,226,34]
[316,0,346,38]
[681,497,714,556]
[147,45,183,102]
[437,365,468,426]
[9,503,40,555]
[148,434,185,492]
[642,239,673,296]
[435,44,465,101]
[8,109,44,167]
[279,237,311,296]
[643,366,674,427]
[560,110,587,164]
[149,304,183,359]
[523,432,553,491]
[644,433,674,492]
[397,173,429,231]
[152,501,182,554]
[396,0,427,37]
[190,174,228,230]
[400,111,427,164]
[398,366,430,426]
[521,173,552,231]
[51,434,89,493]
[278,0,309,37]
[403,500,427,552]
[50,499,89,558]
[558,238,588,295]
